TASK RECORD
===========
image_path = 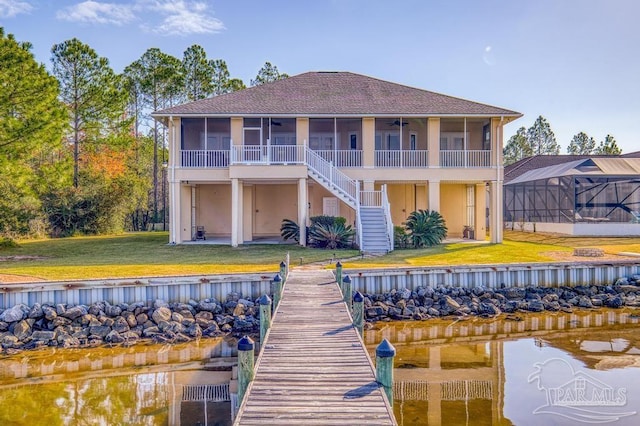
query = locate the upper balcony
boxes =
[176,117,496,170]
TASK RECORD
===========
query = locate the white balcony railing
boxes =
[375,150,429,168]
[313,150,362,167]
[440,150,491,168]
[181,150,230,168]
[230,145,305,165]
[360,190,382,207]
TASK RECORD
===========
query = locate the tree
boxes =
[125,48,182,227]
[211,59,245,95]
[503,127,532,165]
[594,134,622,155]
[0,28,65,236]
[0,28,65,159]
[182,44,214,101]
[251,61,289,86]
[526,116,560,156]
[51,38,127,188]
[567,132,596,154]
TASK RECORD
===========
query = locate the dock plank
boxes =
[234,269,396,425]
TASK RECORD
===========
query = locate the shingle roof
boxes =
[153,71,521,117]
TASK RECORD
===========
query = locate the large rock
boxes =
[28,303,43,319]
[88,325,111,338]
[443,296,460,310]
[63,306,87,320]
[13,320,32,341]
[1,305,26,323]
[105,330,125,344]
[31,330,55,342]
[112,317,130,333]
[42,306,57,321]
[152,307,172,324]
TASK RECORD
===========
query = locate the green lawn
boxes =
[0,233,358,280]
[2,230,639,281]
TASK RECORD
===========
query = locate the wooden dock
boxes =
[234,268,396,425]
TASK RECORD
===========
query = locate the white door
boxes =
[323,197,339,217]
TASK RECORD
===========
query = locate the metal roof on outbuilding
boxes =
[505,158,640,185]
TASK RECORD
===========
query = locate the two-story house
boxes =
[152,71,521,252]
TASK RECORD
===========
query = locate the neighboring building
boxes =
[504,154,640,236]
[152,71,521,251]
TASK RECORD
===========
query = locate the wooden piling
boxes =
[376,338,396,408]
[343,274,352,312]
[237,335,255,406]
[336,261,343,295]
[258,294,272,345]
[271,274,282,310]
[353,291,364,337]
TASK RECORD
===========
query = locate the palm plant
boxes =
[404,209,447,248]
[308,222,355,249]
[280,219,300,242]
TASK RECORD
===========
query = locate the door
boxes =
[243,128,262,162]
[323,197,339,217]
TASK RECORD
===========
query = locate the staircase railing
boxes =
[305,147,357,205]
[355,181,363,251]
[381,184,394,251]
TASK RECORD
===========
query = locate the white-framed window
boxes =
[375,131,400,150]
[440,132,468,150]
[410,132,417,150]
[349,132,358,150]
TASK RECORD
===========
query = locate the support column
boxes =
[427,346,442,426]
[428,118,440,167]
[362,117,375,168]
[490,181,503,243]
[231,178,243,247]
[298,178,308,246]
[169,181,180,244]
[474,183,487,240]
[428,180,440,212]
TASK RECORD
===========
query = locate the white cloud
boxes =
[56,1,135,25]
[140,0,225,36]
[0,0,33,18]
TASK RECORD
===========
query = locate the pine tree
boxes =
[526,116,560,155]
[567,132,596,154]
[503,127,532,165]
[251,61,289,86]
[594,134,622,155]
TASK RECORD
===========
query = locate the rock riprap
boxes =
[0,292,258,352]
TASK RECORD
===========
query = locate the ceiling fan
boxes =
[270,119,283,126]
[388,120,408,127]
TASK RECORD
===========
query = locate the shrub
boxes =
[394,225,409,249]
[405,209,447,248]
[280,219,300,243]
[0,237,19,249]
[308,222,355,249]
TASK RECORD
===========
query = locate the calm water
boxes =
[2,310,640,425]
[0,338,238,426]
[366,309,640,426]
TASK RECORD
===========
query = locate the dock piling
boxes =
[258,294,272,345]
[376,338,396,408]
[343,275,352,312]
[271,274,282,310]
[237,335,255,406]
[353,291,364,337]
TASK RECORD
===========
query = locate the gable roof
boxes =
[153,71,522,118]
[505,154,618,183]
[506,157,640,185]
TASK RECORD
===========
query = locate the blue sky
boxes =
[1,0,639,153]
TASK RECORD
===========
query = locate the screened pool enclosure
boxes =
[504,158,640,235]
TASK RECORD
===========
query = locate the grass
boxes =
[2,230,639,281]
[0,232,359,281]
[341,230,640,269]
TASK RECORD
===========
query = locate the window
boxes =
[350,133,357,150]
[410,133,417,150]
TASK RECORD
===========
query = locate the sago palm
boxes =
[405,209,447,248]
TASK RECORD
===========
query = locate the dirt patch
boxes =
[0,255,48,262]
[0,274,45,283]
[541,251,639,263]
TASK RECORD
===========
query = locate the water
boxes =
[366,309,640,426]
[2,311,640,425]
[0,338,238,426]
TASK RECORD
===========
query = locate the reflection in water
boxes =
[366,310,640,425]
[0,338,238,425]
